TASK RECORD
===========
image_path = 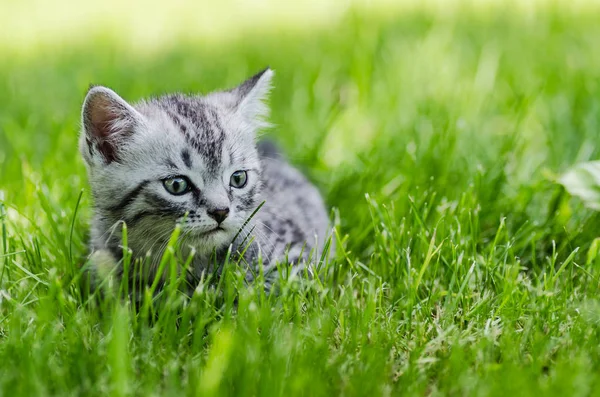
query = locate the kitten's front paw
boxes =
[89,249,120,292]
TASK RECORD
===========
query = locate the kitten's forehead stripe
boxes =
[159,96,225,174]
[199,108,224,173]
[164,108,187,134]
[166,159,178,169]
[181,149,192,169]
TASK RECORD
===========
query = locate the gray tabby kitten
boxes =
[80,68,331,287]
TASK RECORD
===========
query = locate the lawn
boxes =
[2,1,600,396]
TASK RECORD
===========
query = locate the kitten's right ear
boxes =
[80,86,143,164]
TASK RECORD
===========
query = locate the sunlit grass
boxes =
[1,2,600,396]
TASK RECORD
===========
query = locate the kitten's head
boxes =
[80,68,273,257]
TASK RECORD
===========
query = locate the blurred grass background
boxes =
[2,0,600,395]
[4,0,593,50]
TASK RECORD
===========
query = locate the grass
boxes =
[2,2,600,395]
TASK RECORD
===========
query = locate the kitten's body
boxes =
[81,69,331,286]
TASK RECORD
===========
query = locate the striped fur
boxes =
[80,68,332,287]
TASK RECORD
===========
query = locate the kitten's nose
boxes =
[208,207,230,224]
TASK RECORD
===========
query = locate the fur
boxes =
[80,68,332,287]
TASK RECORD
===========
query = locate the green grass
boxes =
[2,3,600,396]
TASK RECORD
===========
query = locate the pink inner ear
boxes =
[85,91,134,163]
[90,95,121,139]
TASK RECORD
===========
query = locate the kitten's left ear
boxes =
[231,67,274,127]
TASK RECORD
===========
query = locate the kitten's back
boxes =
[246,142,331,272]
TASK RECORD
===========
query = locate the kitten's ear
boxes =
[80,86,144,164]
[230,67,274,128]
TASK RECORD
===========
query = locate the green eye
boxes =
[163,176,190,195]
[230,170,248,188]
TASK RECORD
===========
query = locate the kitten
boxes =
[80,68,331,288]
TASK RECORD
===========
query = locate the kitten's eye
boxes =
[230,170,248,189]
[163,177,191,195]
